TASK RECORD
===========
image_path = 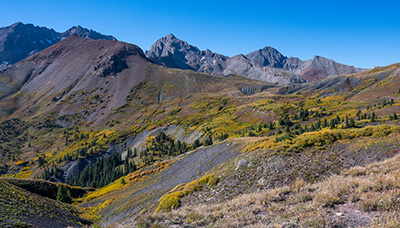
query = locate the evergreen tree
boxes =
[371,112,376,122]
[38,155,45,167]
[130,161,137,173]
[127,148,132,159]
[316,120,321,130]
[330,119,335,129]
[124,157,129,175]
[349,118,356,128]
[57,185,72,203]
[205,135,213,146]
[192,139,200,149]
[269,122,274,130]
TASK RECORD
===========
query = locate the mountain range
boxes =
[0,22,116,70]
[0,22,365,84]
[146,33,365,84]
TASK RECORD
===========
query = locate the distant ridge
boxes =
[0,22,366,84]
[146,34,366,84]
[0,22,117,70]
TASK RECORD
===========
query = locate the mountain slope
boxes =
[146,34,365,84]
[137,151,400,228]
[295,55,362,82]
[0,35,273,125]
[0,22,116,70]
[0,34,147,123]
[0,178,90,227]
[223,54,305,84]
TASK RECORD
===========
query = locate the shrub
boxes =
[313,192,342,208]
[274,125,400,153]
[156,175,218,212]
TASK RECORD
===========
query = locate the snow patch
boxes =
[46,39,52,44]
[40,40,44,44]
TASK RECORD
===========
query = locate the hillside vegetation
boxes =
[0,36,399,227]
[0,178,91,227]
[134,153,400,227]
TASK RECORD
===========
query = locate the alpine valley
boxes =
[0,22,399,228]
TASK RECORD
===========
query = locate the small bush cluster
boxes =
[156,175,219,212]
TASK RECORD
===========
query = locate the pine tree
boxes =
[371,112,376,122]
[269,122,274,130]
[349,118,355,128]
[192,139,200,149]
[205,135,213,146]
[57,185,72,203]
[316,120,321,130]
[127,148,132,159]
[330,119,335,129]
[130,161,137,173]
[38,155,45,167]
[124,158,129,175]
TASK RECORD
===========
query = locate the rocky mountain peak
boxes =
[0,22,118,70]
[165,33,177,39]
[62,25,116,41]
[245,46,287,68]
[9,22,24,28]
[146,34,203,70]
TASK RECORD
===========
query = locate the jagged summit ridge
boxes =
[146,34,366,83]
[62,25,117,41]
[146,33,228,74]
[146,34,305,84]
[0,22,117,70]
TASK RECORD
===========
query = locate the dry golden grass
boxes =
[132,154,400,227]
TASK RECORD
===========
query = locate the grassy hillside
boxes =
[0,178,90,228]
[133,153,400,227]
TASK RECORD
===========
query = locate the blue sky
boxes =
[1,0,399,68]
